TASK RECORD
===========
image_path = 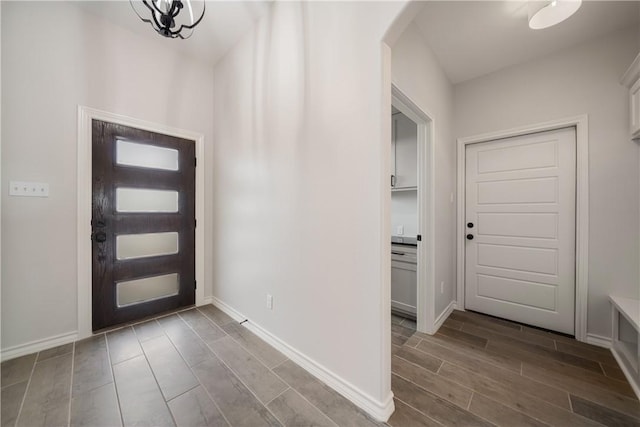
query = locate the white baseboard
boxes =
[430,301,457,334]
[209,297,395,422]
[201,296,215,306]
[585,333,612,349]
[208,296,245,322]
[1,331,78,362]
[611,348,640,401]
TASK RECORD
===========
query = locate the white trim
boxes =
[209,297,395,421]
[208,296,245,323]
[612,348,640,401]
[77,106,206,340]
[380,45,394,417]
[391,84,436,336]
[456,115,589,342]
[621,52,640,88]
[1,331,78,362]
[585,333,612,349]
[433,302,457,333]
[609,296,640,401]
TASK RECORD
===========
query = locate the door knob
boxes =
[466,234,474,240]
[94,231,107,243]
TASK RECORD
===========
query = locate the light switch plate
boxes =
[9,181,49,197]
[396,225,404,235]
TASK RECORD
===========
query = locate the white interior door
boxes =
[465,127,576,335]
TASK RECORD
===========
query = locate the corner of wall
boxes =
[209,297,396,421]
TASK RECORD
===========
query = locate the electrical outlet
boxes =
[266,294,273,310]
[396,225,404,235]
[9,181,49,197]
[440,281,444,294]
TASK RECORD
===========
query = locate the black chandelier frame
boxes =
[131,0,205,39]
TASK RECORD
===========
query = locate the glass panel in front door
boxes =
[117,273,180,307]
[116,232,179,260]
[116,139,180,171]
[115,188,179,213]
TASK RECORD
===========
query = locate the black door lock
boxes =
[467,222,474,228]
[466,234,474,240]
[94,231,107,243]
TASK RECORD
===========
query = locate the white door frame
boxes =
[76,106,206,339]
[391,84,436,334]
[456,115,589,342]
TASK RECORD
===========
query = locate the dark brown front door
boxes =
[92,119,196,331]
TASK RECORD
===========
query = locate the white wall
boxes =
[211,1,405,415]
[391,191,418,237]
[454,27,640,339]
[1,2,214,351]
[391,23,456,318]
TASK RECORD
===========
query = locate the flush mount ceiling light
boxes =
[528,0,582,30]
[130,0,205,39]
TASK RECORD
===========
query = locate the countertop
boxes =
[391,236,418,246]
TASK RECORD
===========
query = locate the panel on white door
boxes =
[477,140,557,174]
[477,244,558,275]
[477,213,558,239]
[465,127,576,334]
[477,178,557,205]
[476,275,556,311]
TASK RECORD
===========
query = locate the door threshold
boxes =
[92,304,196,335]
[464,309,575,339]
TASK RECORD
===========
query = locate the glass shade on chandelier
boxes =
[528,0,582,30]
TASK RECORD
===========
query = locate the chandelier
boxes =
[130,0,206,39]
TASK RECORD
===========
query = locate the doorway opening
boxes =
[77,106,206,339]
[463,127,576,335]
[391,85,436,334]
[456,115,589,341]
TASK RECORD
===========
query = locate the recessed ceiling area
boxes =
[412,1,640,84]
[74,1,272,65]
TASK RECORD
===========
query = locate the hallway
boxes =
[388,310,640,426]
[3,306,639,426]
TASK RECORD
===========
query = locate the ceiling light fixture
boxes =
[528,0,582,30]
[130,0,205,39]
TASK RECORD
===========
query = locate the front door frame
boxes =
[456,115,589,342]
[77,106,205,339]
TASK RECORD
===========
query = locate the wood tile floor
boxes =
[1,305,382,427]
[389,310,640,427]
[2,306,639,426]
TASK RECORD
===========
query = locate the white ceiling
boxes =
[413,1,640,84]
[74,1,272,65]
[73,1,638,79]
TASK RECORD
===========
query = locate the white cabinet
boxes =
[391,244,417,316]
[391,112,417,189]
[621,53,640,141]
[631,80,640,140]
[610,296,640,399]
